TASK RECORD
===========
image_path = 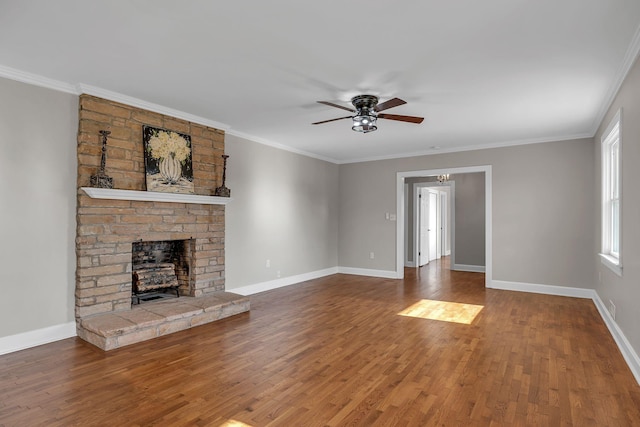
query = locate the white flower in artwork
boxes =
[147,130,190,163]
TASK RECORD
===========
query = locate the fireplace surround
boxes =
[74,95,249,350]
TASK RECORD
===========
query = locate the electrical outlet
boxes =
[609,300,616,320]
[266,259,270,268]
[369,252,375,259]
[277,270,281,278]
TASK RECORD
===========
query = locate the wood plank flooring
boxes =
[1,258,640,426]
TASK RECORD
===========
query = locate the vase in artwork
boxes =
[159,156,182,184]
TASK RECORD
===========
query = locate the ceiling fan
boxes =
[312,95,424,133]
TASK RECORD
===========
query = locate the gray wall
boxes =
[0,78,78,337]
[224,134,339,289]
[453,172,485,267]
[594,55,640,354]
[338,138,595,288]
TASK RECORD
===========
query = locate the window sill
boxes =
[599,253,623,276]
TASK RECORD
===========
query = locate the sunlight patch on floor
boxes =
[398,299,483,324]
[218,420,254,427]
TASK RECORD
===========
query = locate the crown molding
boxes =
[591,22,640,135]
[0,63,337,163]
[0,51,630,166]
[0,64,232,132]
[77,84,231,132]
[338,132,594,164]
[0,64,77,94]
[226,129,340,164]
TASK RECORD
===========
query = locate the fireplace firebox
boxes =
[131,239,193,304]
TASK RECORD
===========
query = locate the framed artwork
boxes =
[142,125,194,194]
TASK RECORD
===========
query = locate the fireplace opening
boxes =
[131,239,192,305]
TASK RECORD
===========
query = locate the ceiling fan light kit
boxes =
[352,114,377,133]
[313,94,424,133]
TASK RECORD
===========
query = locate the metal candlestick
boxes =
[214,154,231,197]
[90,130,114,188]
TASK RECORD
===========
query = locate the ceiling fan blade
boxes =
[377,113,424,124]
[317,101,355,113]
[312,115,352,125]
[375,97,406,112]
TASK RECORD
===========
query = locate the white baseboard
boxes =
[489,279,640,385]
[0,322,76,356]
[337,267,400,279]
[405,261,416,268]
[489,280,595,299]
[230,266,400,296]
[452,264,486,273]
[229,267,339,296]
[591,293,640,385]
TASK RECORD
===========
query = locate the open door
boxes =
[428,190,438,262]
[419,187,429,266]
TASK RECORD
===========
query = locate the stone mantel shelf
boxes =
[81,187,231,205]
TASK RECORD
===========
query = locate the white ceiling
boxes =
[1,1,639,163]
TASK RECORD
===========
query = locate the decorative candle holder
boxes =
[90,130,114,188]
[214,154,231,197]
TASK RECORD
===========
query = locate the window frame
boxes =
[599,109,622,276]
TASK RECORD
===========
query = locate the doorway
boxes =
[396,166,492,286]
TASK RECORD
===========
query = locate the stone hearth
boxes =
[78,293,249,350]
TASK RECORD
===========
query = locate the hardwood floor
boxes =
[2,258,640,426]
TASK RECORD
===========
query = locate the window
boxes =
[600,110,622,275]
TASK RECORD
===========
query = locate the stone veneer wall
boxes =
[76,95,226,318]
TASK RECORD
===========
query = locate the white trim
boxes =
[80,84,339,165]
[2,59,633,167]
[0,64,340,164]
[0,322,76,355]
[77,84,231,132]
[81,187,231,205]
[339,133,592,164]
[404,183,410,266]
[229,267,338,296]
[488,280,595,299]
[599,253,623,276]
[226,129,339,164]
[600,109,622,271]
[452,264,486,273]
[0,64,77,94]
[337,267,399,279]
[0,65,334,166]
[591,22,640,135]
[592,292,640,385]
[397,166,492,287]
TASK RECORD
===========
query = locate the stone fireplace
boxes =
[75,95,249,350]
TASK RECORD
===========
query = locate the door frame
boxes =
[397,165,492,286]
